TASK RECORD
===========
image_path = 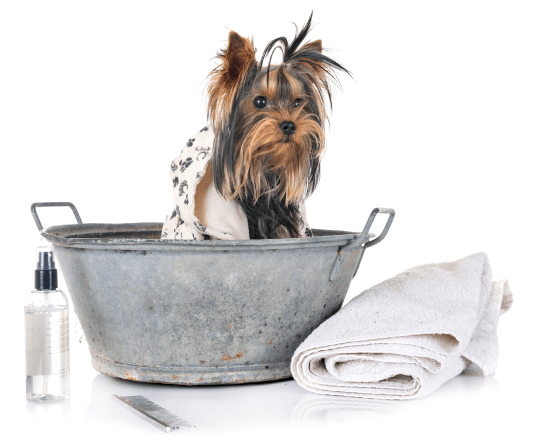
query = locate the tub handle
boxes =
[31,202,83,232]
[360,207,395,249]
[329,207,395,281]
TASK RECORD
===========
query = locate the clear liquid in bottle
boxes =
[25,246,70,403]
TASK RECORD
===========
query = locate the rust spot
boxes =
[198,378,203,382]
[222,352,243,361]
[173,375,178,380]
[228,323,232,328]
[125,372,138,381]
[269,340,272,344]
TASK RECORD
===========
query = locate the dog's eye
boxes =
[253,96,267,109]
[292,98,302,108]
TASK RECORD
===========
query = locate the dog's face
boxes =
[207,14,348,207]
[232,63,326,206]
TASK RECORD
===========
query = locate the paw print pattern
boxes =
[178,180,188,195]
[194,221,206,232]
[178,157,193,172]
[196,146,211,161]
[170,206,184,227]
[164,124,257,241]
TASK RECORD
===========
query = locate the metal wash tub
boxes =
[31,202,395,385]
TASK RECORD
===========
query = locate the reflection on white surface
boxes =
[20,363,531,436]
[85,374,307,433]
[73,370,501,433]
[292,394,399,423]
[21,336,529,436]
[26,398,72,420]
[291,374,500,424]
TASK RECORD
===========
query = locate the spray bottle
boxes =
[25,246,70,403]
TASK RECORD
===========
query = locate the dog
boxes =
[161,13,349,241]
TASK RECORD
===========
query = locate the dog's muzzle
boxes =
[279,121,296,135]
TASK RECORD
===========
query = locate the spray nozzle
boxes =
[35,246,58,290]
[37,246,56,270]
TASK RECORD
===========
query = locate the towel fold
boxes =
[291,253,513,399]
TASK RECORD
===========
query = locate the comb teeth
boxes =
[112,395,194,432]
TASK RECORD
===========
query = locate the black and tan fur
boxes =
[207,13,350,239]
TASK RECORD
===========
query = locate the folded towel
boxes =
[291,253,513,399]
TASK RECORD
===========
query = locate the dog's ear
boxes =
[208,31,257,199]
[304,39,322,53]
[207,31,256,119]
[223,31,257,85]
[260,12,350,109]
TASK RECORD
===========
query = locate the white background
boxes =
[1,1,539,435]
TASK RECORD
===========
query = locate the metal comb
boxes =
[112,394,194,432]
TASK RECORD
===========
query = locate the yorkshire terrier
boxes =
[161,13,349,241]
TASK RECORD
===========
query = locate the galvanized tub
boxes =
[31,202,394,385]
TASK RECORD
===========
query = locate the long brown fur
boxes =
[206,13,350,239]
[232,68,325,204]
[207,32,257,138]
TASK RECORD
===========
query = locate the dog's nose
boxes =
[280,121,296,135]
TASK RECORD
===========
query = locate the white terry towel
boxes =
[291,253,513,399]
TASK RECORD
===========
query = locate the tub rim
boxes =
[32,203,395,254]
[41,222,371,252]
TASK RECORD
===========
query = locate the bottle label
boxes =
[25,309,69,377]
